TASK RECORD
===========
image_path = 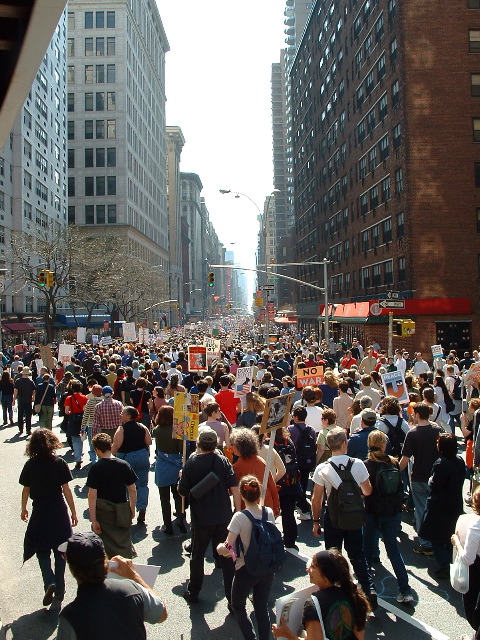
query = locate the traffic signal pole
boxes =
[388,312,393,357]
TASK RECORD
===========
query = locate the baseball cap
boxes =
[102,385,113,395]
[198,427,218,447]
[93,363,101,370]
[360,408,377,424]
[58,532,105,567]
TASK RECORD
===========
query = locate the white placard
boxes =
[107,563,160,589]
[275,585,318,640]
[431,344,444,358]
[58,343,75,366]
[138,327,149,343]
[76,327,87,343]
[100,336,113,345]
[34,358,44,373]
[91,335,99,344]
[122,322,137,342]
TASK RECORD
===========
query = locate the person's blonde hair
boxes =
[367,430,397,464]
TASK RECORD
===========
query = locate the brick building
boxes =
[290,0,480,355]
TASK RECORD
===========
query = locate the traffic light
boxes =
[38,269,46,287]
[46,270,55,287]
[207,271,215,287]
[393,319,416,337]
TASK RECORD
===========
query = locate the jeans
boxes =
[86,426,97,463]
[279,493,298,547]
[158,484,182,529]
[231,565,274,640]
[36,549,66,597]
[363,512,410,595]
[324,508,375,596]
[1,394,13,423]
[295,467,311,513]
[71,435,83,462]
[188,521,235,600]
[116,448,150,510]
[17,402,33,433]
[411,480,431,548]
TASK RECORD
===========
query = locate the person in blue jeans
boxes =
[111,406,152,525]
[363,429,413,603]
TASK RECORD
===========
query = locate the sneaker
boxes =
[182,589,199,604]
[413,545,434,556]
[183,541,192,554]
[396,592,414,604]
[43,584,56,606]
[298,512,312,521]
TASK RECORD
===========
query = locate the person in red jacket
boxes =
[215,375,241,426]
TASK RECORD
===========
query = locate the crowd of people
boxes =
[7,331,480,640]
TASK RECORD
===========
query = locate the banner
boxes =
[39,345,55,369]
[260,393,295,435]
[173,392,199,442]
[381,370,409,404]
[188,345,207,371]
[123,322,137,342]
[100,336,113,345]
[297,366,324,387]
[58,343,74,366]
[76,327,86,343]
[234,366,254,398]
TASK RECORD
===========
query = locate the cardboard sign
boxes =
[381,370,409,404]
[297,366,324,387]
[122,322,137,342]
[464,363,480,387]
[260,393,295,434]
[39,345,55,369]
[58,343,74,366]
[431,344,444,358]
[76,327,86,343]
[234,366,253,398]
[188,345,207,371]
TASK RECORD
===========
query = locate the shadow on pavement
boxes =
[4,603,60,640]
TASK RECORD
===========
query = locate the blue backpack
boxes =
[236,508,286,576]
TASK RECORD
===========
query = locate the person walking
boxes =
[64,381,88,470]
[14,367,35,436]
[92,385,123,441]
[0,369,15,426]
[112,407,152,525]
[19,429,77,605]
[34,373,56,430]
[81,384,104,464]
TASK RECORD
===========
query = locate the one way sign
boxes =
[379,299,405,309]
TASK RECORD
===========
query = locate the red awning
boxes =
[274,316,298,324]
[1,322,36,333]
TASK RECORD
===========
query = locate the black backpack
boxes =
[379,416,405,457]
[295,424,317,470]
[275,438,301,488]
[327,459,365,530]
[236,508,286,576]
[371,462,404,516]
[452,376,463,401]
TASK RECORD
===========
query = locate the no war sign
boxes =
[297,366,324,387]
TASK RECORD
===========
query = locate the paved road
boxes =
[0,413,471,640]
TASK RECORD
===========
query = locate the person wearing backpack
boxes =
[217,475,284,640]
[347,408,379,462]
[288,406,318,520]
[311,427,377,610]
[362,429,413,604]
[274,425,302,549]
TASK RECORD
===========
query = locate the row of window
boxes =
[67,176,116,197]
[78,204,117,225]
[327,256,406,297]
[67,119,116,140]
[67,92,116,112]
[83,11,115,29]
[67,64,116,85]
[67,147,116,169]
[67,37,116,57]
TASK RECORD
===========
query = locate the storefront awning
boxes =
[1,322,35,333]
[274,316,298,324]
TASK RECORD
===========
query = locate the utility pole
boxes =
[323,258,329,342]
[388,312,393,357]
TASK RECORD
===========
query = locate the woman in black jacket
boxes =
[420,432,465,579]
[0,369,15,425]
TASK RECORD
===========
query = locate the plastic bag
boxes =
[450,548,469,594]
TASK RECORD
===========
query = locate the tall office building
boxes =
[0,10,67,329]
[67,1,170,272]
[291,0,479,352]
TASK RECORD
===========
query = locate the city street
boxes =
[0,413,471,640]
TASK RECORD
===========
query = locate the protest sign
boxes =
[122,322,137,342]
[91,335,99,344]
[39,345,55,369]
[297,366,324,387]
[234,366,253,398]
[58,343,74,366]
[276,585,318,640]
[260,393,294,435]
[188,345,207,371]
[76,327,86,343]
[381,370,409,404]
[100,336,113,345]
[173,393,199,442]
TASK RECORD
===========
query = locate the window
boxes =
[35,122,48,146]
[96,205,105,224]
[365,33,373,58]
[67,121,74,140]
[469,0,480,7]
[96,65,105,83]
[355,49,363,73]
[477,208,480,232]
[392,80,400,106]
[85,65,93,83]
[388,0,396,20]
[345,272,350,292]
[106,11,115,28]
[366,70,374,94]
[96,148,105,167]
[68,206,75,224]
[357,84,365,106]
[35,180,48,201]
[372,224,380,247]
[85,120,93,139]
[370,185,379,208]
[379,95,388,119]
[24,201,32,219]
[470,30,480,53]
[362,266,371,287]
[85,38,93,56]
[382,176,391,201]
[361,193,369,215]
[362,229,370,252]
[107,176,116,195]
[67,38,74,57]
[384,260,393,285]
[397,211,404,237]
[67,93,74,112]
[375,14,384,41]
[390,38,398,63]
[85,205,94,224]
[96,120,105,138]
[85,177,94,196]
[372,263,381,286]
[395,168,404,193]
[35,95,48,119]
[107,37,115,55]
[107,147,117,167]
[393,123,402,149]
[474,118,480,141]
[96,176,105,196]
[68,176,75,197]
[344,238,350,259]
[398,256,406,281]
[96,92,105,110]
[379,135,389,160]
[85,92,94,111]
[106,64,115,83]
[24,170,32,189]
[358,120,366,142]
[96,11,104,28]
[108,204,116,223]
[85,148,94,167]
[475,163,480,186]
[23,108,32,129]
[24,140,32,158]
[377,53,386,80]
[68,11,75,30]
[107,92,116,110]
[359,156,367,179]
[96,37,104,56]
[369,146,377,171]
[107,120,116,138]
[472,74,480,96]
[383,217,392,242]
[85,11,93,28]
[68,148,75,168]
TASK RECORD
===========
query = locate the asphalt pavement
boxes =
[0,412,471,640]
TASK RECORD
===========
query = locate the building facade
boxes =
[290,0,480,353]
[67,1,170,272]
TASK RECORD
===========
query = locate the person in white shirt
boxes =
[443,355,460,376]
[394,351,407,376]
[413,353,431,377]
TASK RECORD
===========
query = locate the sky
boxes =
[156,1,286,297]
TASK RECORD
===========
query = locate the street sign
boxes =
[369,302,382,316]
[379,299,405,309]
[262,285,275,291]
[386,291,400,299]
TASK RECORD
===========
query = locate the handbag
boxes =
[34,383,50,414]
[190,455,220,499]
[450,547,470,594]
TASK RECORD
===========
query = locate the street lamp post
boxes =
[323,258,330,342]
